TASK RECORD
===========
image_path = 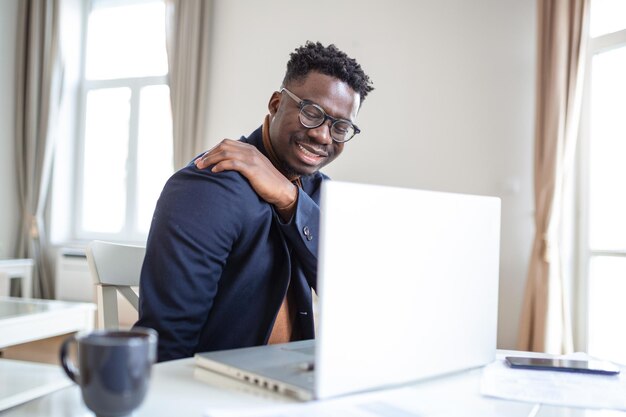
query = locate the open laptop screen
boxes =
[314,181,501,399]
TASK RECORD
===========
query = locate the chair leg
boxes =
[96,285,119,329]
[0,273,8,297]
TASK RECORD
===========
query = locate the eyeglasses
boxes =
[280,88,360,143]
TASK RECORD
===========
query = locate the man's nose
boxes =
[307,121,333,145]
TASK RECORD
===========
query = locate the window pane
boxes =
[589,46,626,251]
[85,1,168,80]
[588,256,626,364]
[590,0,626,37]
[82,88,131,233]
[136,85,174,234]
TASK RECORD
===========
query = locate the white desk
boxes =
[2,352,625,417]
[0,359,71,412]
[0,259,34,298]
[0,297,95,349]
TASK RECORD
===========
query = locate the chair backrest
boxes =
[86,240,146,329]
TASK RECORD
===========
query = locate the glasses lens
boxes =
[299,104,325,128]
[331,120,355,143]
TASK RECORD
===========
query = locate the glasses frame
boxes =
[280,88,360,143]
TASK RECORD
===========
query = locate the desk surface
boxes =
[0,360,71,412]
[3,352,625,417]
[0,297,95,349]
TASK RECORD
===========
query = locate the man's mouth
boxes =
[296,142,328,164]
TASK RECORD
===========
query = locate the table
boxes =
[2,352,625,417]
[0,297,95,349]
[0,260,34,298]
[0,359,71,412]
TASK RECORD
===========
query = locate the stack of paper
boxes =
[481,353,626,410]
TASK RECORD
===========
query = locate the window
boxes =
[579,0,626,363]
[75,0,173,242]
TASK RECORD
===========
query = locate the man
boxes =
[135,41,374,362]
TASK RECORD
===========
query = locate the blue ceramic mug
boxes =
[60,328,157,417]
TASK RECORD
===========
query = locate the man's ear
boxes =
[268,91,282,117]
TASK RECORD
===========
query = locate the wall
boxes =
[0,0,536,349]
[204,0,536,349]
[0,0,20,258]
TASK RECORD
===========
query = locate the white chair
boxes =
[0,272,9,296]
[0,259,34,297]
[86,240,146,329]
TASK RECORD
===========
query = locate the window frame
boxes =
[576,26,626,352]
[72,0,170,243]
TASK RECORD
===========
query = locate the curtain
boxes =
[165,0,212,169]
[517,0,589,353]
[15,0,63,299]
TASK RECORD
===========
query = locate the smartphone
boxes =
[505,356,620,375]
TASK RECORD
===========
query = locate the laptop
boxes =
[195,180,501,400]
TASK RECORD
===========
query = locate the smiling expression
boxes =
[267,72,361,177]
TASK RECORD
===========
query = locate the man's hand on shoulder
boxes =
[195,139,297,220]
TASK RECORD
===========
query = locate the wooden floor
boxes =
[0,334,73,365]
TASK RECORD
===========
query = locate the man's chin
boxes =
[276,153,317,177]
[283,161,321,178]
[285,166,315,178]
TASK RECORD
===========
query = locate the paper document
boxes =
[205,387,429,417]
[481,353,626,410]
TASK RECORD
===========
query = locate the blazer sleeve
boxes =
[136,167,246,362]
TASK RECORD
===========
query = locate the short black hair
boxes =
[282,41,374,103]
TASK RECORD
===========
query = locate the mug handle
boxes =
[59,335,80,383]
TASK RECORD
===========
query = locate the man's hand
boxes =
[195,139,297,217]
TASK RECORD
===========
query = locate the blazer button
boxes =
[303,226,313,241]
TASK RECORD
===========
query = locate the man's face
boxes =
[268,72,361,177]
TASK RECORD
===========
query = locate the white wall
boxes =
[0,0,20,258]
[0,0,536,349]
[204,0,536,349]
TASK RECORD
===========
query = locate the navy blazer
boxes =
[135,126,326,362]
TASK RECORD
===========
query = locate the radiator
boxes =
[55,247,94,302]
[55,247,138,327]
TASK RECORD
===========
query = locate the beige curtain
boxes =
[15,0,63,299]
[165,0,212,169]
[517,0,589,353]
